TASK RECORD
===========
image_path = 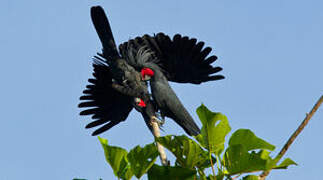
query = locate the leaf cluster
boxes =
[95,104,297,179]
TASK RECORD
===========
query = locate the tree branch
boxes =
[150,116,169,166]
[111,81,169,165]
[259,95,323,180]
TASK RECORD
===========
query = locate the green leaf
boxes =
[224,144,276,175]
[120,166,133,180]
[215,168,225,180]
[157,135,209,169]
[147,164,196,180]
[242,175,259,180]
[127,143,159,178]
[229,129,275,151]
[196,104,231,154]
[197,154,217,171]
[196,169,207,180]
[273,158,297,169]
[98,137,133,180]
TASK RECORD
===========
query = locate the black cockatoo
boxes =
[119,34,224,136]
[79,6,224,136]
[79,6,156,136]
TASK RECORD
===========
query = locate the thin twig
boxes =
[259,95,323,180]
[151,116,168,166]
[209,152,217,180]
[232,174,241,180]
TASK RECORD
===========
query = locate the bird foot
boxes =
[151,115,165,127]
[149,116,165,133]
[155,112,165,126]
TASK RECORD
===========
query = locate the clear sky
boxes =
[0,0,322,179]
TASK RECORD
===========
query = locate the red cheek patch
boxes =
[141,68,154,79]
[138,99,146,107]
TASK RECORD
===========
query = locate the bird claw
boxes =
[155,112,165,125]
[151,117,165,132]
[152,115,165,127]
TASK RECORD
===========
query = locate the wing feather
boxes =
[79,59,133,135]
[119,33,224,84]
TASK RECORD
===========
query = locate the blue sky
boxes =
[0,0,322,179]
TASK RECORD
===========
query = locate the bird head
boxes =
[141,67,154,81]
[135,97,146,107]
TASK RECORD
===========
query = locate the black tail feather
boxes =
[91,6,119,58]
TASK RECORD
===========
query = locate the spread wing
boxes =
[91,6,120,60]
[79,59,133,135]
[119,33,224,84]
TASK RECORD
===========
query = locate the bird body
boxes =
[79,6,224,136]
[150,69,200,135]
[79,6,156,135]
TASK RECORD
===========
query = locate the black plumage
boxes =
[119,34,224,136]
[79,6,155,135]
[119,33,224,84]
[79,6,224,136]
[79,60,133,135]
